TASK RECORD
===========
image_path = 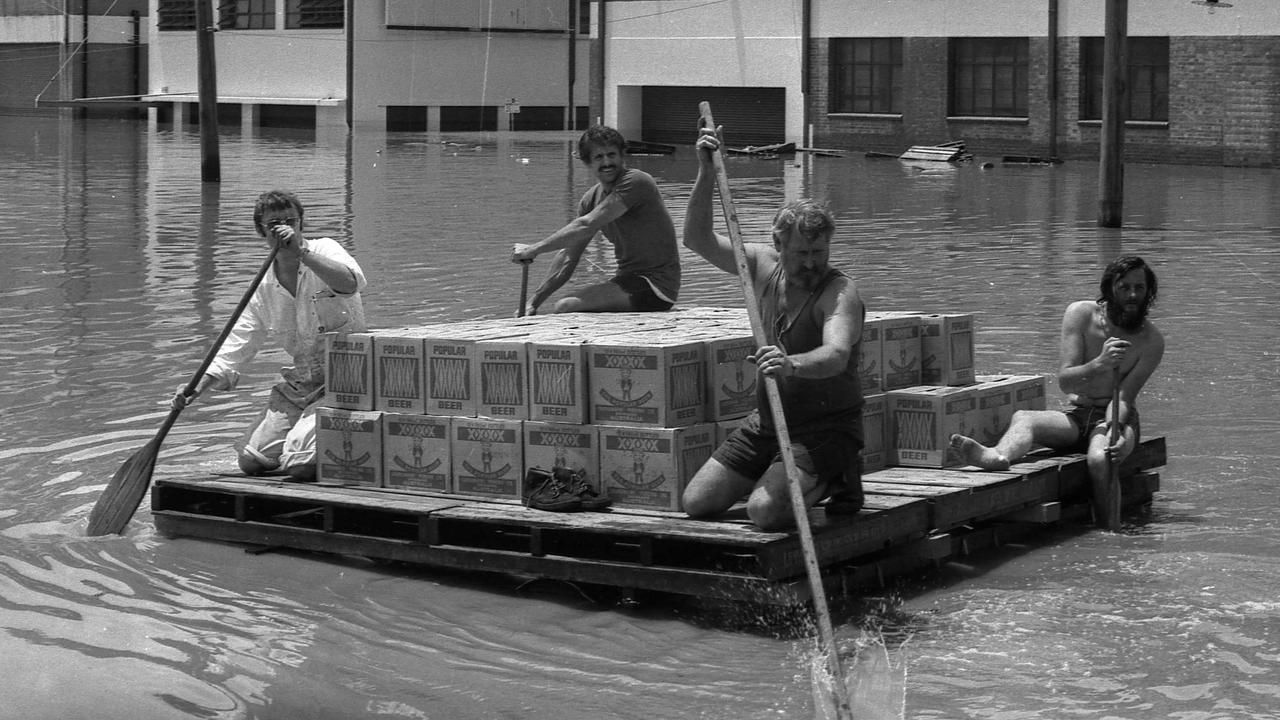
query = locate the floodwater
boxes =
[2,114,1278,720]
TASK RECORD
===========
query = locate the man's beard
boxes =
[1107,297,1150,331]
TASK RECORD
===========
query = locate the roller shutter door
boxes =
[640,86,785,147]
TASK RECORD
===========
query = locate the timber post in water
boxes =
[1097,0,1126,227]
[196,0,220,183]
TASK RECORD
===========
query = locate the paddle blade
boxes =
[86,439,160,536]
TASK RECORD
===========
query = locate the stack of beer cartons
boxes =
[879,311,978,469]
[315,309,759,512]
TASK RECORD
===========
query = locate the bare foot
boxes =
[949,434,1011,470]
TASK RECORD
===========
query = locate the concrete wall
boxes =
[602,0,805,142]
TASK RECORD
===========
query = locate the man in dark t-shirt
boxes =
[680,127,867,531]
[512,125,680,314]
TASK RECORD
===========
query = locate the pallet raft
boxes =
[152,438,1165,604]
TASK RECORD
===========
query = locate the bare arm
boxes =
[514,191,629,262]
[1057,301,1109,393]
[683,127,765,277]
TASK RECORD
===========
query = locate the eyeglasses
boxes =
[265,217,300,227]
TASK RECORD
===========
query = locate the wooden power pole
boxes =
[1097,0,1127,227]
[196,0,220,182]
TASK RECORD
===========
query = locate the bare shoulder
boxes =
[1063,299,1097,323]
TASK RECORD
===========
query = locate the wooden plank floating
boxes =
[152,438,1165,604]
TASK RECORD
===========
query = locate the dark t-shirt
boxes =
[578,168,680,302]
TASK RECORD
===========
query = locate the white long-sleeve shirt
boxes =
[206,237,367,390]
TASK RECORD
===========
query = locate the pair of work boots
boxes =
[522,467,611,512]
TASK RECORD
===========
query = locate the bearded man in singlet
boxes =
[680,127,866,531]
[950,255,1165,523]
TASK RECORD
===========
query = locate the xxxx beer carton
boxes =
[316,407,383,486]
[588,337,705,428]
[973,379,1016,447]
[598,423,716,511]
[978,374,1049,413]
[917,313,975,386]
[887,385,980,468]
[381,413,451,492]
[878,313,923,391]
[451,417,523,499]
[860,393,888,473]
[423,332,479,417]
[373,330,428,415]
[858,316,884,394]
[324,331,375,410]
[526,337,589,424]
[474,337,528,420]
[703,333,758,421]
[522,421,600,496]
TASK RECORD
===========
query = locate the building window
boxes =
[949,38,1029,117]
[219,0,276,30]
[158,0,197,30]
[1080,37,1169,122]
[829,38,902,114]
[286,0,345,29]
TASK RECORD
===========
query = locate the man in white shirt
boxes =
[174,190,367,481]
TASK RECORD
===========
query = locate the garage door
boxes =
[640,86,786,147]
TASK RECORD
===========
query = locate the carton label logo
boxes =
[533,361,577,405]
[670,364,703,409]
[328,353,368,395]
[481,362,523,405]
[379,356,420,399]
[430,357,471,400]
[594,352,657,370]
[598,367,654,408]
[389,420,446,439]
[606,435,670,453]
[529,430,590,448]
[392,455,443,473]
[458,426,516,444]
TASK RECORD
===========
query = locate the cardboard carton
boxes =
[858,316,883,394]
[424,334,478,417]
[588,338,705,427]
[373,330,428,415]
[703,334,757,421]
[888,385,979,468]
[324,332,375,410]
[878,313,923,391]
[316,407,383,486]
[522,421,600,496]
[598,423,716,511]
[475,338,528,420]
[917,313,975,386]
[527,337,589,424]
[381,413,451,492]
[861,393,888,473]
[451,417,523,499]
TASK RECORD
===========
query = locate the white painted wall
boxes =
[603,0,805,141]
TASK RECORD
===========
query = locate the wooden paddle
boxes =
[698,102,853,720]
[1098,367,1123,530]
[86,244,280,536]
[517,258,532,317]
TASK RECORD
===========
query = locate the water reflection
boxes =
[1,114,1278,719]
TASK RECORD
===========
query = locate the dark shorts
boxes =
[712,411,864,502]
[611,273,675,312]
[1064,404,1141,452]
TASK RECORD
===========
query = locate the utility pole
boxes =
[196,0,220,182]
[1097,0,1126,227]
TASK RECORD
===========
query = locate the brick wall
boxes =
[808,35,1280,168]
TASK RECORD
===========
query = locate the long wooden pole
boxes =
[1098,368,1124,530]
[1097,0,1126,227]
[196,0,220,182]
[698,102,852,720]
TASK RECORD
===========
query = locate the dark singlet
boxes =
[756,265,864,432]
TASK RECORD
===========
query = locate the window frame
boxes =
[949,37,1030,118]
[218,0,277,31]
[1079,36,1169,123]
[829,37,903,115]
[286,0,345,30]
[157,0,197,31]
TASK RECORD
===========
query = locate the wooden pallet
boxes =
[152,438,1165,604]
